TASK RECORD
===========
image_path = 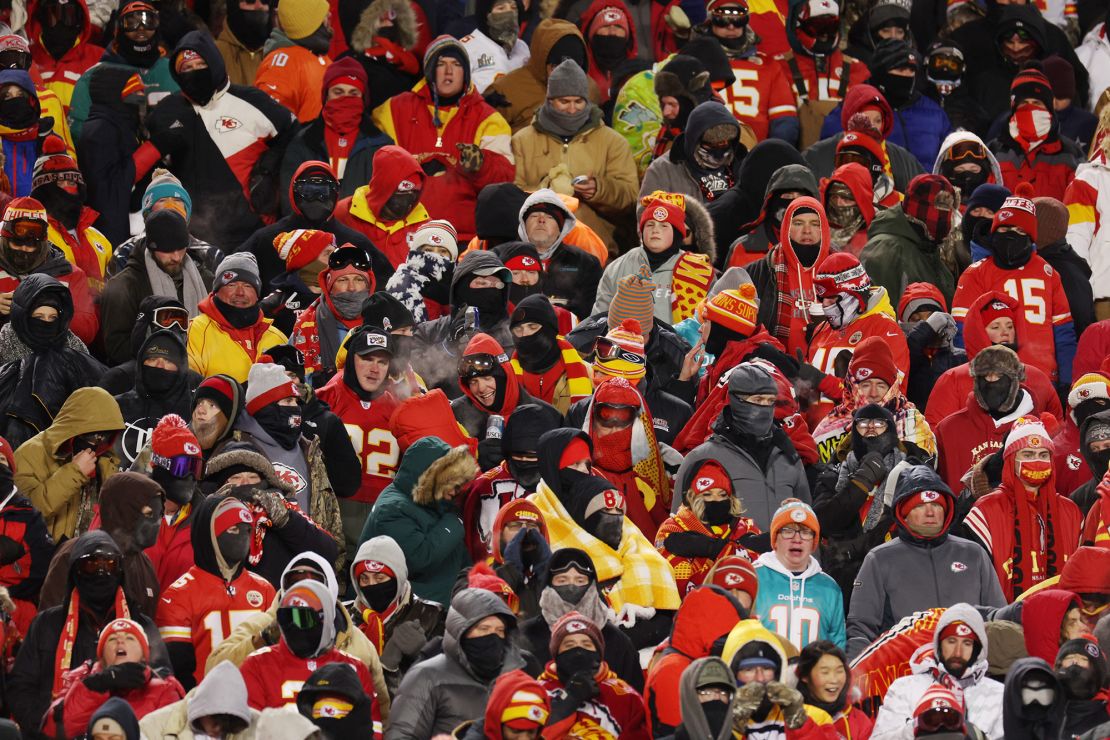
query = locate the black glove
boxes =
[477,437,504,471]
[552,673,597,715]
[794,349,828,386]
[663,531,727,559]
[749,343,800,379]
[82,661,148,692]
[850,452,889,491]
[380,621,427,670]
[0,535,25,565]
[259,290,287,318]
[448,305,479,344]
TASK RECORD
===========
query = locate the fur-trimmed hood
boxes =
[204,441,297,495]
[684,197,716,261]
[350,0,418,53]
[392,436,478,507]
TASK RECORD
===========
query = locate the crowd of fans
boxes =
[0,0,1108,736]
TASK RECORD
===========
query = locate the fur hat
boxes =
[653,54,711,107]
[411,445,478,506]
[204,441,297,494]
[969,345,1025,381]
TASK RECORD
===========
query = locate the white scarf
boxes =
[144,246,207,317]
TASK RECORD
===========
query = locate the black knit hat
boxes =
[870,38,918,75]
[264,345,306,381]
[564,475,620,528]
[545,547,598,585]
[361,292,415,332]
[1056,638,1109,689]
[510,293,558,334]
[503,403,564,456]
[476,184,530,242]
[145,209,190,253]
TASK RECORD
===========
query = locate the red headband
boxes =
[214,504,252,537]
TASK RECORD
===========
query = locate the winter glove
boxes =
[662,530,727,559]
[251,489,290,527]
[748,343,800,379]
[614,603,655,628]
[925,311,957,345]
[456,143,483,174]
[82,661,148,692]
[260,619,282,647]
[794,349,827,386]
[732,681,766,725]
[380,621,427,670]
[448,305,479,344]
[483,90,510,109]
[259,290,287,318]
[0,535,25,565]
[850,452,889,491]
[765,681,807,729]
[505,527,551,572]
[477,437,504,472]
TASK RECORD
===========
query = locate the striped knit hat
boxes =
[992,189,1038,241]
[245,363,299,414]
[607,264,656,336]
[1068,373,1110,412]
[273,229,336,271]
[1004,416,1055,456]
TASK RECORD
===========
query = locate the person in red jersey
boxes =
[156,495,276,690]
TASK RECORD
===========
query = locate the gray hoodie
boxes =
[187,661,255,733]
[675,657,738,740]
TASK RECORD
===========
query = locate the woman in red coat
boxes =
[797,640,873,740]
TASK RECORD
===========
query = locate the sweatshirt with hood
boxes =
[753,549,845,650]
[138,659,262,739]
[727,162,820,269]
[517,189,603,320]
[1002,657,1066,740]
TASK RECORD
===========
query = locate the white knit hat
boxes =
[1067,373,1110,411]
[245,363,298,415]
[409,219,459,261]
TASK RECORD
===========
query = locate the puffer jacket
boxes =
[185,295,287,383]
[25,0,103,108]
[1076,23,1110,111]
[871,603,1005,739]
[13,386,123,542]
[861,204,956,310]
[386,588,527,739]
[1065,144,1110,301]
[989,117,1082,201]
[360,438,478,604]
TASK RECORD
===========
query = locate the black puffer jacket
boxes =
[301,389,362,500]
[0,275,107,449]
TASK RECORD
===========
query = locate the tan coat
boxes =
[215,26,266,87]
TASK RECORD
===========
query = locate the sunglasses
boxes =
[711,7,749,26]
[0,50,30,70]
[281,605,322,630]
[293,177,339,203]
[152,453,203,479]
[2,218,47,243]
[594,403,638,429]
[120,9,159,30]
[915,708,963,733]
[458,353,500,379]
[1002,27,1032,42]
[328,247,371,272]
[594,337,645,365]
[152,306,189,331]
[76,554,120,576]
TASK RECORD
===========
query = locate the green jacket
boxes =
[860,206,956,310]
[360,437,477,605]
[68,55,179,140]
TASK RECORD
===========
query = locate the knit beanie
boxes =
[547,58,589,99]
[496,672,551,730]
[1032,196,1068,246]
[278,0,330,39]
[1068,373,1110,412]
[31,135,82,192]
[245,363,299,414]
[213,252,262,294]
[273,229,335,272]
[195,375,238,419]
[980,296,1016,328]
[549,611,605,657]
[151,413,202,462]
[587,5,631,36]
[145,209,190,253]
[87,65,145,106]
[595,319,646,381]
[142,331,186,367]
[1011,62,1054,111]
[870,38,918,75]
[607,264,656,336]
[704,284,759,336]
[848,336,898,387]
[992,191,1038,241]
[2,196,48,229]
[1042,55,1076,100]
[965,183,1011,216]
[547,34,588,71]
[708,556,758,603]
[322,57,367,98]
[689,459,732,496]
[1056,638,1109,687]
[639,196,688,239]
[653,54,711,108]
[409,219,459,260]
[912,685,964,730]
[263,345,306,381]
[770,498,820,542]
[497,499,548,536]
[361,292,415,331]
[498,242,543,274]
[423,35,470,93]
[97,618,150,663]
[467,562,520,614]
[896,488,951,522]
[565,474,624,527]
[1004,416,1055,457]
[213,498,253,537]
[510,293,558,334]
[142,168,192,219]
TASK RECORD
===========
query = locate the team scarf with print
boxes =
[54,586,131,697]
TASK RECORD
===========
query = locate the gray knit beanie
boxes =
[547,58,589,99]
[213,252,262,294]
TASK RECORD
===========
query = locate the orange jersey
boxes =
[255,45,331,122]
[156,566,276,684]
[719,54,797,141]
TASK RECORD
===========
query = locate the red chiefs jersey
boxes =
[240,641,382,737]
[718,54,797,141]
[952,255,1073,384]
[156,566,276,684]
[316,375,400,504]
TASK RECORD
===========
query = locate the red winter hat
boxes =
[913,685,965,730]
[549,610,605,658]
[813,252,871,301]
[689,460,733,496]
[708,555,758,603]
[273,229,336,271]
[213,498,253,537]
[322,57,367,99]
[991,188,1038,242]
[896,489,951,521]
[848,336,898,387]
[559,436,592,468]
[588,4,631,36]
[31,134,82,192]
[352,557,396,580]
[937,620,979,644]
[0,436,13,472]
[639,197,688,239]
[97,618,150,663]
[468,562,520,614]
[151,414,202,460]
[980,296,1016,327]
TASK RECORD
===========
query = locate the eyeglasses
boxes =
[76,553,120,576]
[711,7,749,26]
[855,419,889,432]
[152,453,203,479]
[458,353,500,379]
[594,403,638,429]
[594,337,645,365]
[915,707,963,733]
[121,9,159,30]
[152,306,189,331]
[280,605,322,630]
[2,218,47,243]
[328,246,371,272]
[778,525,815,540]
[293,176,339,203]
[0,50,30,70]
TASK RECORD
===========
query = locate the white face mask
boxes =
[823,293,861,329]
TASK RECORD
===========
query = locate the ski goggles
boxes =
[593,337,646,366]
[1000,26,1033,42]
[914,707,963,734]
[946,140,987,162]
[458,353,503,379]
[1,218,47,244]
[854,418,889,433]
[280,605,323,630]
[593,402,638,429]
[711,6,749,26]
[0,49,30,70]
[152,453,203,479]
[328,246,371,272]
[120,9,159,31]
[927,52,964,76]
[76,552,121,576]
[293,176,339,203]
[152,305,189,331]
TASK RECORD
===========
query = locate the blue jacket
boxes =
[821,92,952,172]
[752,551,846,649]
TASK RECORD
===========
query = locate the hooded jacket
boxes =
[872,603,1005,739]
[0,233,98,345]
[861,203,956,310]
[26,0,103,109]
[931,131,1004,194]
[484,19,602,132]
[1002,657,1066,740]
[753,549,846,649]
[186,294,288,383]
[988,107,1082,203]
[847,466,1007,658]
[821,162,875,256]
[360,438,478,603]
[138,659,262,739]
[113,330,196,465]
[144,31,297,250]
[97,296,200,395]
[13,386,124,542]
[727,162,819,268]
[669,657,738,740]
[1019,589,1081,664]
[0,463,53,607]
[900,282,967,412]
[387,588,526,739]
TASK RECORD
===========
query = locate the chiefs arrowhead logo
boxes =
[951,561,967,573]
[1068,454,1082,471]
[997,209,1013,222]
[652,206,668,221]
[271,463,307,494]
[215,116,242,133]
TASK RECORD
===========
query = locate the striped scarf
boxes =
[54,587,130,697]
[670,251,714,324]
[655,506,757,595]
[770,245,797,346]
[510,337,592,406]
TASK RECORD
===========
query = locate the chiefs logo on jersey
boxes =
[272,463,308,494]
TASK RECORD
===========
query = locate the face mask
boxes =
[694,143,734,171]
[25,316,64,347]
[141,364,179,394]
[295,195,336,224]
[589,511,624,550]
[701,699,731,735]
[974,376,1016,413]
[34,183,84,230]
[1009,103,1052,149]
[229,7,271,49]
[296,24,333,54]
[254,403,303,449]
[961,213,990,246]
[728,396,775,437]
[880,73,916,108]
[487,8,519,47]
[40,21,81,59]
[3,241,45,273]
[134,508,162,549]
[823,294,860,330]
[507,456,541,489]
[176,68,218,105]
[360,578,398,612]
[552,582,591,606]
[590,34,628,70]
[514,329,558,372]
[826,201,860,230]
[461,633,507,680]
[945,169,987,199]
[790,239,821,268]
[380,190,421,221]
[278,607,325,658]
[152,466,195,506]
[991,230,1034,269]
[1017,459,1052,488]
[457,286,505,317]
[322,95,363,135]
[213,297,261,329]
[702,499,733,526]
[1089,447,1110,477]
[555,646,601,683]
[0,95,37,130]
[1058,665,1099,700]
[217,528,251,565]
[558,466,590,495]
[75,572,119,607]
[330,289,368,320]
[508,280,543,306]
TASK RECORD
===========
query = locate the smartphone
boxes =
[572,175,589,186]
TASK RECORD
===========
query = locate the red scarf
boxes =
[1009,103,1053,154]
[999,460,1064,599]
[358,602,397,655]
[54,587,130,697]
[322,97,363,175]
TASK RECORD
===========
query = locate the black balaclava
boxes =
[567,475,624,550]
[974,375,1019,417]
[254,401,303,450]
[588,510,624,550]
[1083,415,1110,477]
[0,91,39,130]
[139,333,185,396]
[456,279,507,322]
[34,182,85,231]
[503,404,562,490]
[292,168,339,224]
[1056,639,1108,701]
[74,548,122,610]
[39,0,83,60]
[133,494,163,549]
[962,209,992,248]
[510,294,560,373]
[294,23,333,55]
[462,629,508,681]
[705,321,749,357]
[151,465,195,506]
[726,365,776,439]
[115,20,161,67]
[225,0,271,50]
[22,289,69,350]
[989,229,1035,269]
[942,160,990,201]
[297,665,375,739]
[359,578,397,612]
[217,526,251,566]
[379,188,421,221]
[547,34,588,72]
[851,404,898,460]
[556,646,601,683]
[173,49,219,105]
[279,606,326,658]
